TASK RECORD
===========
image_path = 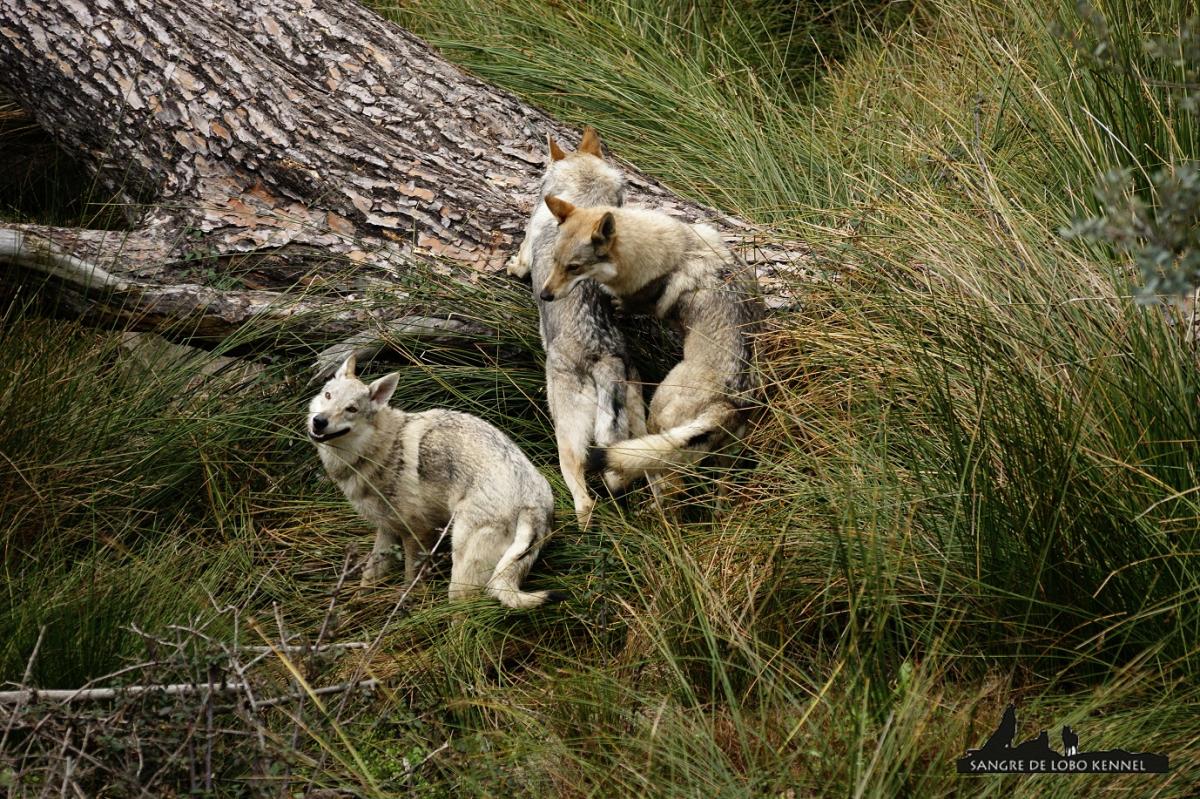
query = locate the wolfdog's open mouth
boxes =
[308,428,351,443]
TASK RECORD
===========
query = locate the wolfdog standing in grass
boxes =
[307,355,563,609]
[508,127,646,527]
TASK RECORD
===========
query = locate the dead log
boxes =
[0,678,378,705]
[0,0,806,366]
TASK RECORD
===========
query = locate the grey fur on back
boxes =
[667,227,763,406]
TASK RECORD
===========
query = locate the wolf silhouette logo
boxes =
[958,704,1168,774]
[1062,725,1079,757]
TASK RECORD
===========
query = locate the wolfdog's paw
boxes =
[602,468,629,495]
[359,561,389,589]
[574,497,595,530]
[505,251,531,280]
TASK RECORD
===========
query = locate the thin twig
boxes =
[129,624,187,654]
[239,642,368,654]
[238,679,380,710]
[37,725,71,799]
[204,665,214,794]
[405,739,451,781]
[1,624,45,751]
[315,549,356,652]
[277,601,305,794]
[59,752,74,799]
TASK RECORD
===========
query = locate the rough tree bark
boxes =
[0,0,805,368]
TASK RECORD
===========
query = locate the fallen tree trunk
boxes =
[0,0,806,365]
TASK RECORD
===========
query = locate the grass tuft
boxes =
[2,0,1198,794]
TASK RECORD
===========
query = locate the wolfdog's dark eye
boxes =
[566,262,583,273]
[346,405,358,413]
[324,391,331,399]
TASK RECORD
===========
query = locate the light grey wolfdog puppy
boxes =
[307,355,564,609]
[507,126,646,528]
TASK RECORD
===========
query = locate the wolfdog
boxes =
[508,127,645,526]
[307,355,563,609]
[538,197,762,487]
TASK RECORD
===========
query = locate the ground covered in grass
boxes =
[2,0,1198,795]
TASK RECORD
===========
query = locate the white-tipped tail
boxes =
[487,510,566,610]
[588,408,735,477]
[488,585,567,609]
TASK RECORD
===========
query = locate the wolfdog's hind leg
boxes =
[624,367,648,439]
[707,452,735,504]
[449,523,501,601]
[647,472,685,518]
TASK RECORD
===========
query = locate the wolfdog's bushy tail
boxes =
[585,406,737,478]
[487,509,566,609]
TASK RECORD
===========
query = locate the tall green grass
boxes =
[2,0,1198,794]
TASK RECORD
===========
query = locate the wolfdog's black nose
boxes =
[539,288,555,302]
[312,414,328,432]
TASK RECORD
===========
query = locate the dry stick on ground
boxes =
[240,642,369,655]
[0,619,374,707]
[403,739,452,786]
[1,615,378,793]
[0,0,807,365]
[0,683,252,705]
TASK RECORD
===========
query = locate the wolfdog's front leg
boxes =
[506,237,533,279]
[361,527,398,587]
[401,534,423,586]
[558,436,595,529]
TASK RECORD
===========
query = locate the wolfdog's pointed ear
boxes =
[578,126,602,158]
[335,354,356,380]
[368,372,399,407]
[547,134,567,162]
[544,195,576,224]
[591,211,616,254]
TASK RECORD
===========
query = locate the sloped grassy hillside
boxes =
[1,0,1197,795]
